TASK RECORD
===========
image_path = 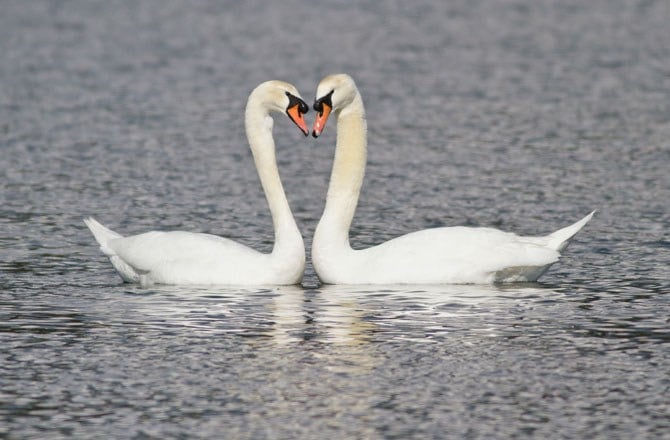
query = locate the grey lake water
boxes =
[1,0,669,438]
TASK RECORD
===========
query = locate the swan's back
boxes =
[323,212,594,284]
[108,231,268,285]
[354,226,560,284]
[85,217,281,285]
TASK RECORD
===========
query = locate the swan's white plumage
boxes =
[311,74,593,285]
[84,217,140,283]
[85,81,306,285]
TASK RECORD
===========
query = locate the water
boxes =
[1,0,669,438]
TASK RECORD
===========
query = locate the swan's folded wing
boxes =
[364,227,559,283]
[485,232,559,268]
[108,231,262,275]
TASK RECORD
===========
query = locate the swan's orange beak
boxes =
[285,92,310,136]
[286,103,309,136]
[312,102,332,138]
[312,90,334,138]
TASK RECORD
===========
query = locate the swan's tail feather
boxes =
[84,217,122,255]
[547,211,595,252]
[84,217,139,283]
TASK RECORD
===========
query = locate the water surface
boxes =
[1,0,669,438]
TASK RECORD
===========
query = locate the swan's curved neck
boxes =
[245,107,303,258]
[315,93,367,249]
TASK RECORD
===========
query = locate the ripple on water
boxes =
[2,0,670,438]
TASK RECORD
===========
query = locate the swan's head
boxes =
[312,74,359,138]
[250,80,310,136]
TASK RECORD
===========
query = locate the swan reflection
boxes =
[112,282,562,353]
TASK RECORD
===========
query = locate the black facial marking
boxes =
[313,90,334,115]
[285,92,309,114]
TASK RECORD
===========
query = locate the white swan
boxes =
[85,80,309,285]
[310,73,594,284]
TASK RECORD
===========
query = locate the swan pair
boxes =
[86,75,594,286]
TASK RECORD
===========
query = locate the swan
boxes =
[85,80,310,285]
[310,73,594,284]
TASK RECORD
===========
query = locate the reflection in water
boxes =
[107,281,668,356]
[269,286,306,345]
[87,283,562,377]
[3,280,668,439]
[269,283,566,374]
[315,283,561,335]
[113,283,564,344]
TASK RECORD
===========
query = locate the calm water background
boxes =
[1,0,669,438]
